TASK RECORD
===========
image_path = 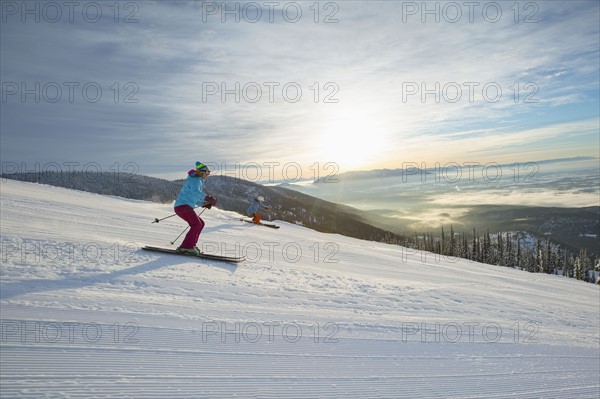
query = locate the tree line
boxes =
[399,226,599,284]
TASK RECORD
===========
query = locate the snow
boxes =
[1,180,599,398]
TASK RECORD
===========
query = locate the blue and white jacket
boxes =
[247,200,268,216]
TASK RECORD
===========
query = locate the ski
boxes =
[240,219,280,229]
[142,246,245,263]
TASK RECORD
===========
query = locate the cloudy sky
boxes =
[1,1,598,180]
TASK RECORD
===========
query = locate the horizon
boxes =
[2,154,598,183]
[1,1,599,179]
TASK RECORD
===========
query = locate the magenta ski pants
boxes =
[174,205,205,249]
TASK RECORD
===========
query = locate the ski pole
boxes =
[170,226,190,245]
[169,207,208,245]
[152,205,201,223]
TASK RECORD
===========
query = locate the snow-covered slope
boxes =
[1,180,598,398]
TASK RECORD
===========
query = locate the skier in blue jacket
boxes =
[246,196,270,224]
[174,162,217,254]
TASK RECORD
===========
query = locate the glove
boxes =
[203,195,217,208]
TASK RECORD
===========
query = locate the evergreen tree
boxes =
[449,225,456,257]
[574,257,583,280]
[545,240,553,274]
[441,227,446,255]
[472,229,479,262]
[561,252,569,277]
[497,232,504,266]
[535,239,543,273]
[483,229,492,264]
[525,247,536,273]
[461,233,469,260]
[516,234,522,270]
[579,249,592,282]
[505,232,513,267]
[555,247,562,275]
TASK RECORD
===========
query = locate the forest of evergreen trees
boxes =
[395,226,600,284]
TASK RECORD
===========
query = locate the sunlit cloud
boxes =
[430,189,600,208]
[0,1,598,176]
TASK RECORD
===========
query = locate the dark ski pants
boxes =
[175,205,205,249]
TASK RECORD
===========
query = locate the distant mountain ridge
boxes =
[1,171,405,244]
[314,156,598,183]
[313,167,432,183]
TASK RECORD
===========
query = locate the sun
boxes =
[317,109,386,169]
